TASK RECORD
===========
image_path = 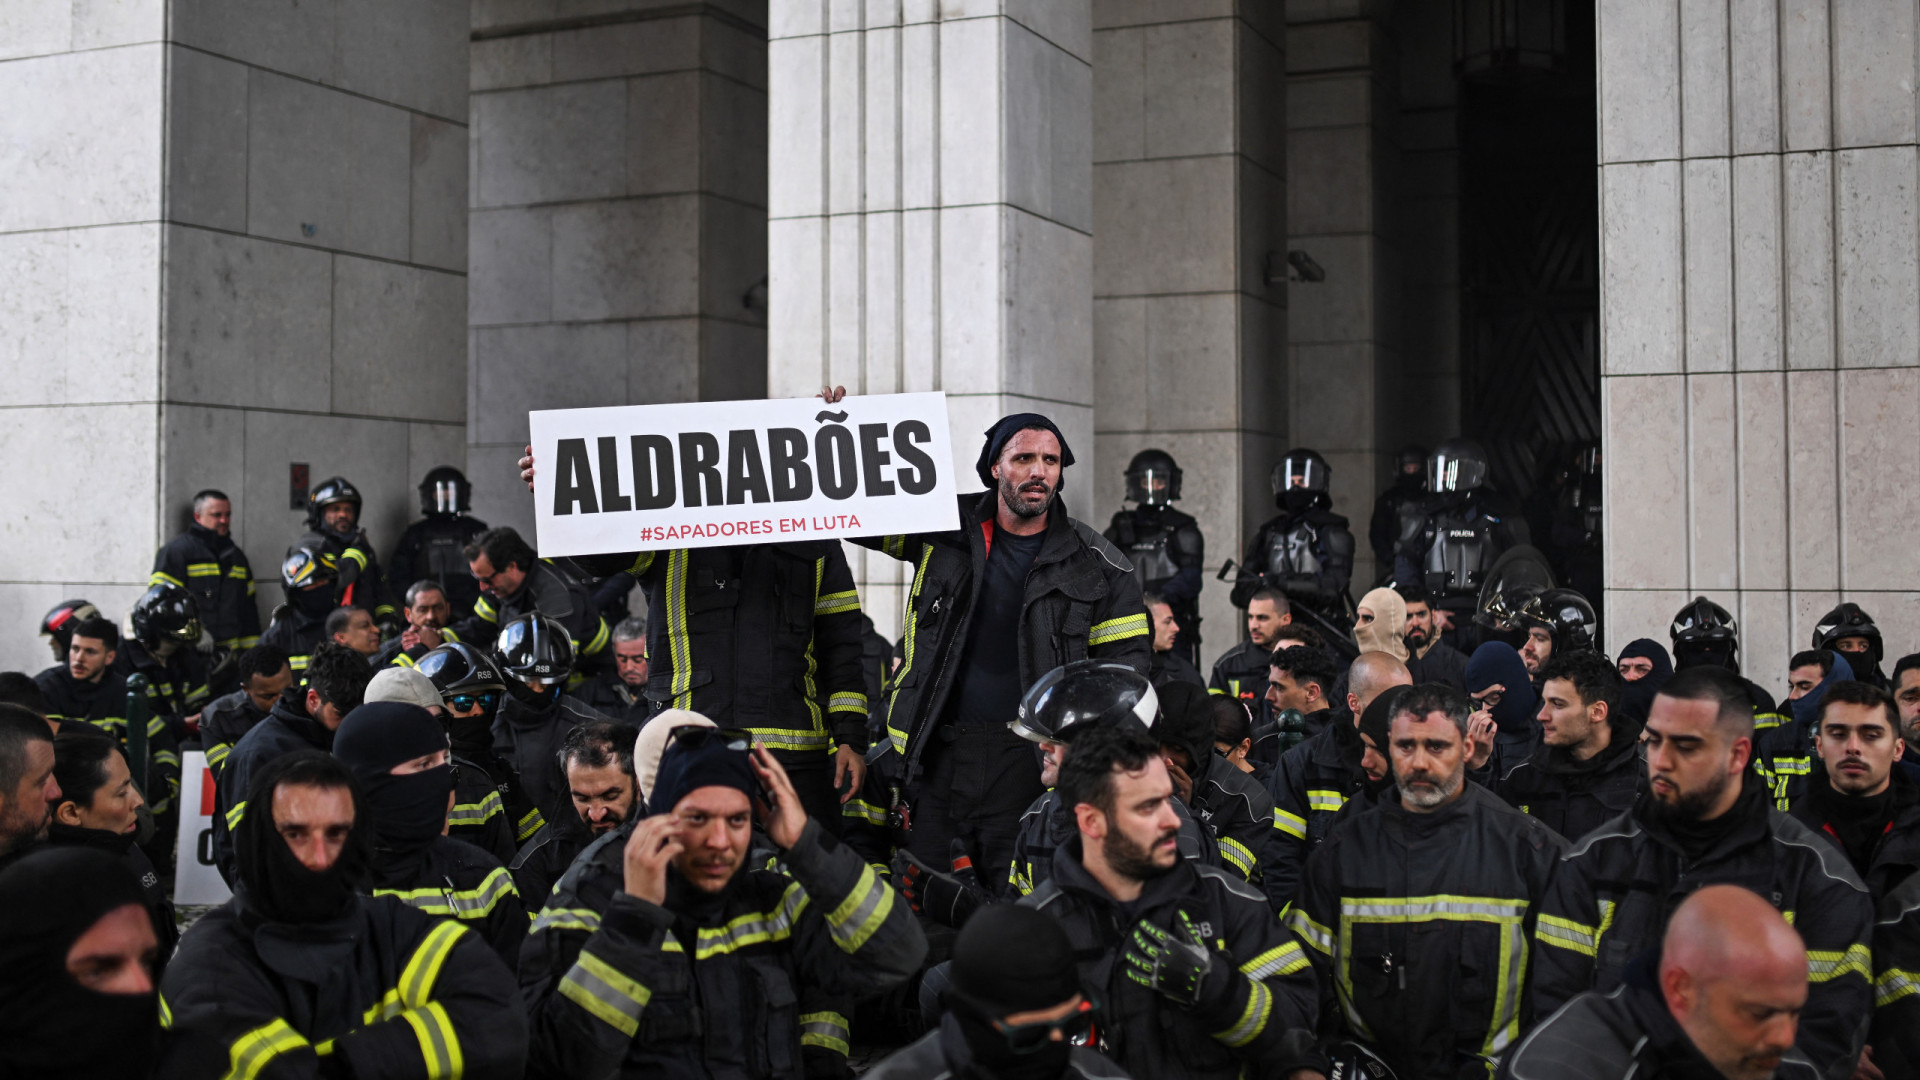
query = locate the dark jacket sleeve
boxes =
[1085,541,1151,676]
[1780,831,1874,1077]
[781,820,929,997]
[328,926,528,1080]
[1192,869,1322,1066]
[1873,873,1920,1078]
[813,547,870,750]
[1264,752,1312,911]
[151,535,190,589]
[1529,845,1603,1019]
[520,883,684,1080]
[1285,831,1345,1033]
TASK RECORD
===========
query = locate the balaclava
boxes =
[1615,638,1675,725]
[332,702,455,866]
[237,751,373,925]
[1354,588,1411,662]
[1465,642,1538,736]
[945,904,1082,1080]
[0,848,158,1080]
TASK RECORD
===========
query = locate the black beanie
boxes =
[949,904,1080,1013]
[332,702,455,857]
[975,413,1075,488]
[1358,684,1413,754]
[648,735,760,816]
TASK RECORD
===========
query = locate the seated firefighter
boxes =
[158,751,527,1079]
[518,726,927,1079]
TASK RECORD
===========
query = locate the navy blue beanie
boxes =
[647,735,760,816]
[975,413,1075,488]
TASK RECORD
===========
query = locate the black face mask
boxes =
[291,586,335,620]
[362,763,453,858]
[1282,488,1322,515]
[446,709,495,753]
[950,1008,1073,1080]
[236,757,372,926]
[506,680,557,707]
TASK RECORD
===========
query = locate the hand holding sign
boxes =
[529,393,960,556]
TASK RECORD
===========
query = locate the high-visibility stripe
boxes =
[1088,612,1150,646]
[1877,967,1918,1006]
[814,590,860,616]
[559,949,650,1037]
[666,550,694,710]
[159,993,173,1029]
[400,921,467,1007]
[626,552,658,576]
[517,807,546,842]
[473,596,497,624]
[1274,809,1308,840]
[288,653,312,673]
[799,557,827,736]
[799,1010,851,1055]
[842,798,888,826]
[150,571,186,588]
[1213,979,1273,1048]
[375,867,519,920]
[529,906,602,935]
[226,801,247,830]
[341,548,369,570]
[827,691,868,715]
[824,863,894,952]
[400,1001,462,1080]
[1218,837,1255,878]
[886,547,936,754]
[743,728,833,753]
[1240,941,1312,981]
[1306,789,1347,814]
[228,565,252,581]
[1536,899,1617,959]
[187,562,222,577]
[691,884,810,958]
[1807,944,1872,984]
[448,789,504,827]
[224,1017,309,1080]
[1287,909,1335,956]
[1336,894,1531,1055]
[581,617,610,656]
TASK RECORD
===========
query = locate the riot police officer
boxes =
[1394,438,1528,620]
[1368,444,1426,570]
[297,476,398,631]
[1104,449,1205,662]
[1813,601,1887,688]
[388,466,489,621]
[1232,448,1355,627]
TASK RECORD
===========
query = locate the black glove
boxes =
[1122,910,1215,1008]
[891,839,987,928]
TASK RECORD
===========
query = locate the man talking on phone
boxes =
[519,725,927,1079]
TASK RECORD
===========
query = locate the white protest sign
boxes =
[173,751,233,906]
[531,392,961,556]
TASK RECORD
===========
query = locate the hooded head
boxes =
[1354,588,1410,662]
[1788,651,1854,729]
[944,904,1085,1080]
[0,848,157,1080]
[1466,642,1538,736]
[1616,638,1675,725]
[331,702,454,861]
[1151,682,1219,785]
[237,751,374,925]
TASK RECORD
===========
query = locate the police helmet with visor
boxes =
[1123,449,1183,506]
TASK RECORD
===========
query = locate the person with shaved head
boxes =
[1264,651,1413,905]
[1500,885,1820,1079]
[1531,666,1874,1078]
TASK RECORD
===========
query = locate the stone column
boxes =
[1088,1,1287,673]
[1598,0,1920,688]
[0,1,469,671]
[766,1,1093,635]
[467,2,769,536]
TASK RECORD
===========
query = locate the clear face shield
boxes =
[1273,456,1329,496]
[1428,450,1486,493]
[435,480,460,514]
[1128,467,1173,506]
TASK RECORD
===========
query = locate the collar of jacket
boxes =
[238,890,365,976]
[965,489,1082,568]
[1631,769,1771,859]
[1614,953,1718,1073]
[499,689,563,729]
[188,521,234,554]
[1048,834,1199,914]
[1535,711,1645,779]
[1377,773,1500,832]
[267,697,336,750]
[48,821,137,854]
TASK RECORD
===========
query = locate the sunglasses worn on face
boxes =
[993,996,1098,1054]
[449,692,500,711]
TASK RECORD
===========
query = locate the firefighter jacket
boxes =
[1288,782,1565,1079]
[152,522,261,649]
[371,635,446,669]
[303,526,398,623]
[1532,775,1873,1078]
[390,513,489,619]
[370,835,526,974]
[1208,641,1273,721]
[1023,838,1322,1079]
[450,560,610,673]
[510,813,594,913]
[1156,710,1287,910]
[519,819,927,1079]
[111,637,212,725]
[574,670,652,727]
[1006,788,1219,899]
[157,892,527,1079]
[201,687,272,782]
[854,493,1151,782]
[38,663,181,817]
[576,541,868,760]
[1267,712,1363,908]
[211,696,333,885]
[1752,666,1827,811]
[1485,712,1644,844]
[492,690,614,830]
[450,751,524,864]
[1496,966,1822,1080]
[1789,765,1920,1074]
[47,821,178,975]
[865,1014,1135,1080]
[260,608,326,677]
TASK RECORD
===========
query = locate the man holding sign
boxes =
[821,389,1152,879]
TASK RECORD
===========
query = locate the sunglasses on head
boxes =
[667,725,754,752]
[448,691,500,711]
[992,995,1098,1054]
